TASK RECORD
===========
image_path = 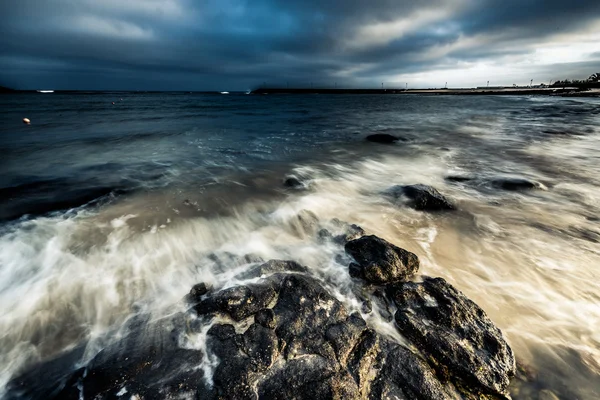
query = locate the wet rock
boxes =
[237,259,308,280]
[369,342,456,400]
[241,323,279,372]
[283,176,306,189]
[194,281,277,321]
[255,308,276,329]
[318,219,366,245]
[8,313,207,400]
[8,271,516,400]
[387,184,456,211]
[187,282,210,303]
[491,177,544,191]
[325,313,368,364]
[388,276,516,398]
[274,274,347,360]
[289,209,320,237]
[445,175,474,183]
[366,133,401,143]
[345,235,419,284]
[257,356,359,399]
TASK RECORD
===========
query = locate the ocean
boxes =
[1,92,599,398]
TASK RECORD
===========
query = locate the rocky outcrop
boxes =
[387,184,456,211]
[345,235,419,284]
[388,277,516,398]
[7,235,515,400]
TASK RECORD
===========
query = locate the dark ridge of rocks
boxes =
[387,184,456,211]
[388,277,516,398]
[490,178,544,191]
[365,133,401,143]
[345,235,419,284]
[7,248,515,400]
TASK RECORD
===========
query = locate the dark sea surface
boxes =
[1,92,600,398]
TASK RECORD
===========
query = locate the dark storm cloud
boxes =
[1,0,599,90]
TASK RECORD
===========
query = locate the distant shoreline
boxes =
[251,87,600,97]
[2,86,599,97]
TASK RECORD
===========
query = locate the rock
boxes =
[22,118,30,124]
[236,259,307,280]
[255,308,276,329]
[345,235,419,284]
[289,209,319,238]
[366,133,400,143]
[283,176,305,189]
[187,282,210,303]
[257,355,359,400]
[8,313,207,400]
[388,276,516,398]
[445,175,474,183]
[387,184,456,211]
[8,271,515,400]
[318,219,366,245]
[194,281,278,321]
[369,342,456,400]
[491,177,544,191]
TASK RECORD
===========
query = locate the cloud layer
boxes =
[1,0,600,90]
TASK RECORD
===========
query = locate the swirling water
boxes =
[1,92,599,398]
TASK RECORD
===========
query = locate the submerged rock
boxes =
[345,235,419,284]
[283,176,306,189]
[491,177,545,191]
[387,184,456,211]
[365,133,401,143]
[388,276,516,398]
[445,175,474,183]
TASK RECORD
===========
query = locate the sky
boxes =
[1,0,600,91]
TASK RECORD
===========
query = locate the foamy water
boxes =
[1,93,599,398]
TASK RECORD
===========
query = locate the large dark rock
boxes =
[366,133,401,143]
[387,184,456,211]
[388,277,516,398]
[345,235,419,284]
[8,270,514,400]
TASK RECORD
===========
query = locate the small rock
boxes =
[445,175,473,183]
[387,184,456,211]
[365,133,400,143]
[283,176,305,189]
[187,282,209,303]
[345,235,419,284]
[491,177,545,191]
